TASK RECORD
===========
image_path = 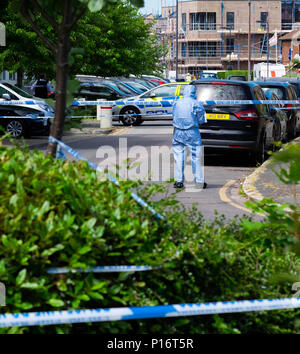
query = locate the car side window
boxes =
[90,86,114,95]
[142,85,177,98]
[0,86,17,100]
[253,86,268,116]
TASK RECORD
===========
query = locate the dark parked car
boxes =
[191,79,277,163]
[260,77,300,98]
[74,82,132,101]
[264,90,289,143]
[0,105,51,138]
[227,75,247,81]
[255,81,300,139]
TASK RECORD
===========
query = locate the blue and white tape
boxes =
[71,99,300,107]
[49,136,164,220]
[0,100,46,105]
[0,297,300,328]
[47,265,154,274]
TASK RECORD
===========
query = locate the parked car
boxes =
[119,80,148,94]
[258,76,300,98]
[191,79,277,164]
[255,81,300,139]
[264,90,289,143]
[0,82,54,116]
[74,82,132,101]
[113,82,188,126]
[0,105,51,138]
[142,75,168,86]
[199,72,218,79]
[227,75,247,81]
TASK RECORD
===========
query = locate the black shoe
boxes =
[174,182,184,189]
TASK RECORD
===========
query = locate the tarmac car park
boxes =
[112,82,188,126]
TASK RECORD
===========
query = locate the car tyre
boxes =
[250,133,266,165]
[120,107,142,126]
[6,120,26,138]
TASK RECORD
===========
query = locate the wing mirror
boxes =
[150,92,156,98]
[2,93,11,100]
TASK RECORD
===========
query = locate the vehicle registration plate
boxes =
[206,113,230,120]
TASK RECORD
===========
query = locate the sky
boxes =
[140,0,178,15]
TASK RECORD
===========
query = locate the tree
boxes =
[71,2,165,77]
[0,1,55,86]
[16,0,144,157]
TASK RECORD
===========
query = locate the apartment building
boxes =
[156,0,288,77]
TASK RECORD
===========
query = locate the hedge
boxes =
[0,142,299,334]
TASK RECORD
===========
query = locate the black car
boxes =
[254,81,300,139]
[227,75,247,81]
[191,80,276,163]
[0,105,51,138]
[259,77,300,98]
[74,82,131,101]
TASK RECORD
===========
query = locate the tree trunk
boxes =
[16,68,23,88]
[47,0,73,157]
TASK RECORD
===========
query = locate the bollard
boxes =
[97,99,112,129]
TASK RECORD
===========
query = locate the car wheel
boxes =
[288,117,297,140]
[120,107,142,126]
[250,134,266,165]
[6,120,26,138]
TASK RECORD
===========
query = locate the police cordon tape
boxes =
[47,265,155,274]
[2,99,300,107]
[0,298,300,327]
[49,136,164,220]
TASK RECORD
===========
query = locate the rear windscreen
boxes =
[195,84,250,101]
[261,86,285,99]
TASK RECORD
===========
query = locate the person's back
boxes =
[173,85,206,130]
[172,85,207,189]
[34,78,48,98]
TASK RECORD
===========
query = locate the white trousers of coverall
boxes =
[172,142,204,183]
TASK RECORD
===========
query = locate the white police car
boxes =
[0,82,54,117]
[112,82,188,126]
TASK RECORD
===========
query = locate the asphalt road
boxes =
[7,121,258,220]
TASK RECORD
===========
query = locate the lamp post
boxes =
[248,0,251,81]
[175,0,179,80]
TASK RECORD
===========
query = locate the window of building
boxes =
[188,41,217,57]
[8,72,16,81]
[282,2,292,30]
[181,43,187,57]
[226,38,234,54]
[182,13,186,31]
[226,12,234,30]
[260,12,267,29]
[190,12,216,30]
[295,1,300,23]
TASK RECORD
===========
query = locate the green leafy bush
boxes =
[217,70,254,80]
[0,142,299,334]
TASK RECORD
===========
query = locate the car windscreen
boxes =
[195,84,250,101]
[261,86,285,99]
[2,82,33,98]
[106,81,133,95]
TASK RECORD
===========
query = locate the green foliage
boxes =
[217,70,254,80]
[0,142,299,334]
[1,0,159,81]
[71,2,165,76]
